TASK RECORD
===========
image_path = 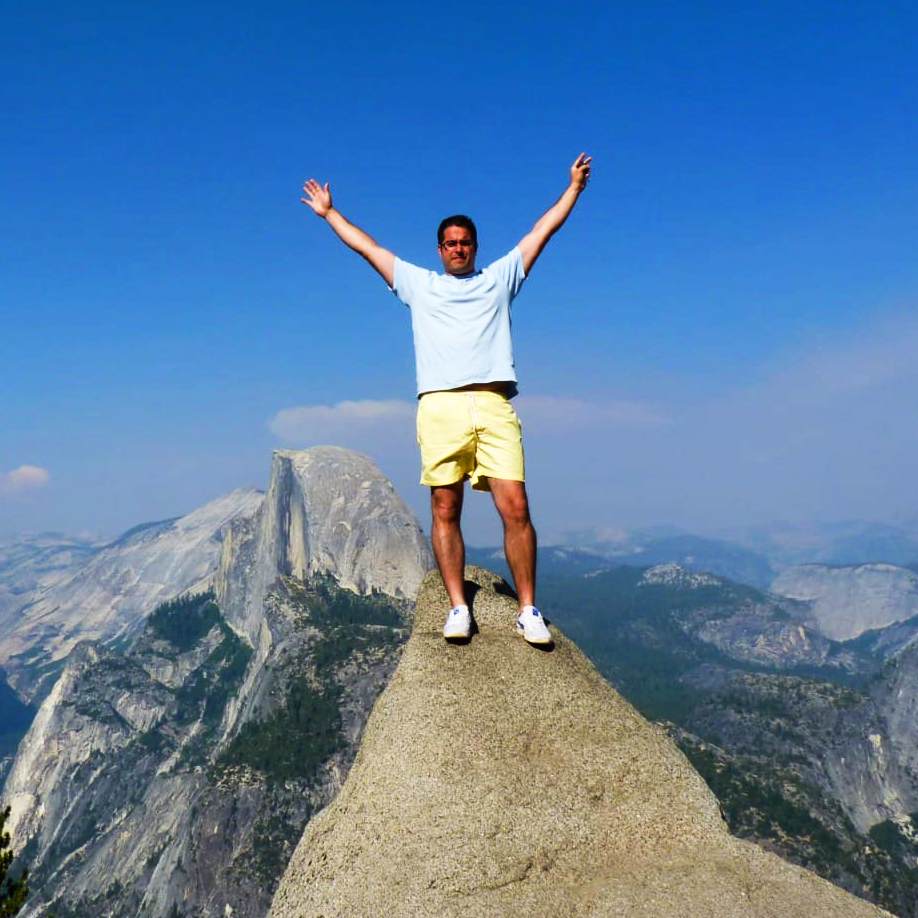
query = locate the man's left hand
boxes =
[570,153,592,190]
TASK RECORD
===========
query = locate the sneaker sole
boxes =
[516,625,552,645]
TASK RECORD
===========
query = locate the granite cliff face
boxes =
[870,642,918,815]
[771,563,918,641]
[0,490,264,703]
[215,448,431,644]
[2,448,434,917]
[270,566,889,917]
[210,448,432,753]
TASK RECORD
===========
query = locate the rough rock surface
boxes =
[771,563,918,641]
[874,642,918,804]
[270,566,889,918]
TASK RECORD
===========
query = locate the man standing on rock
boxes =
[301,154,592,645]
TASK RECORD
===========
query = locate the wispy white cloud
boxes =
[268,394,666,446]
[269,399,416,444]
[1,465,50,496]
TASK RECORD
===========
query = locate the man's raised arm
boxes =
[301,179,396,287]
[517,153,592,275]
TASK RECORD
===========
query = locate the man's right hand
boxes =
[300,178,395,286]
[301,178,333,217]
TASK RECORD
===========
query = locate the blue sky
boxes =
[3,1,917,544]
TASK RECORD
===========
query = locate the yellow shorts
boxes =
[416,390,525,492]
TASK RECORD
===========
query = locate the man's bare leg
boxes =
[430,481,467,608]
[488,478,536,608]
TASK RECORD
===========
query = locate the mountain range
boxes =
[2,453,918,914]
[1,448,431,916]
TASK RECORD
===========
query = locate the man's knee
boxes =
[431,485,463,526]
[496,488,531,527]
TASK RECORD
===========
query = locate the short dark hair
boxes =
[437,214,477,248]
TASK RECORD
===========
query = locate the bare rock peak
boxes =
[216,448,432,642]
[640,562,721,588]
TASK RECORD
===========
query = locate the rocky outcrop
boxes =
[270,566,888,917]
[771,563,918,641]
[639,562,721,588]
[0,490,264,702]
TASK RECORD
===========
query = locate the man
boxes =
[301,153,592,644]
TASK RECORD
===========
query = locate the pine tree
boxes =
[0,805,28,917]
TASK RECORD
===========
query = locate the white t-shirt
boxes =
[389,247,527,396]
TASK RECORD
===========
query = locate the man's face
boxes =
[438,224,477,275]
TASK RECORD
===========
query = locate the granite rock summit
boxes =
[215,447,432,644]
[270,566,890,918]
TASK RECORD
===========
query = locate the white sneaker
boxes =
[516,606,552,645]
[443,605,471,640]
